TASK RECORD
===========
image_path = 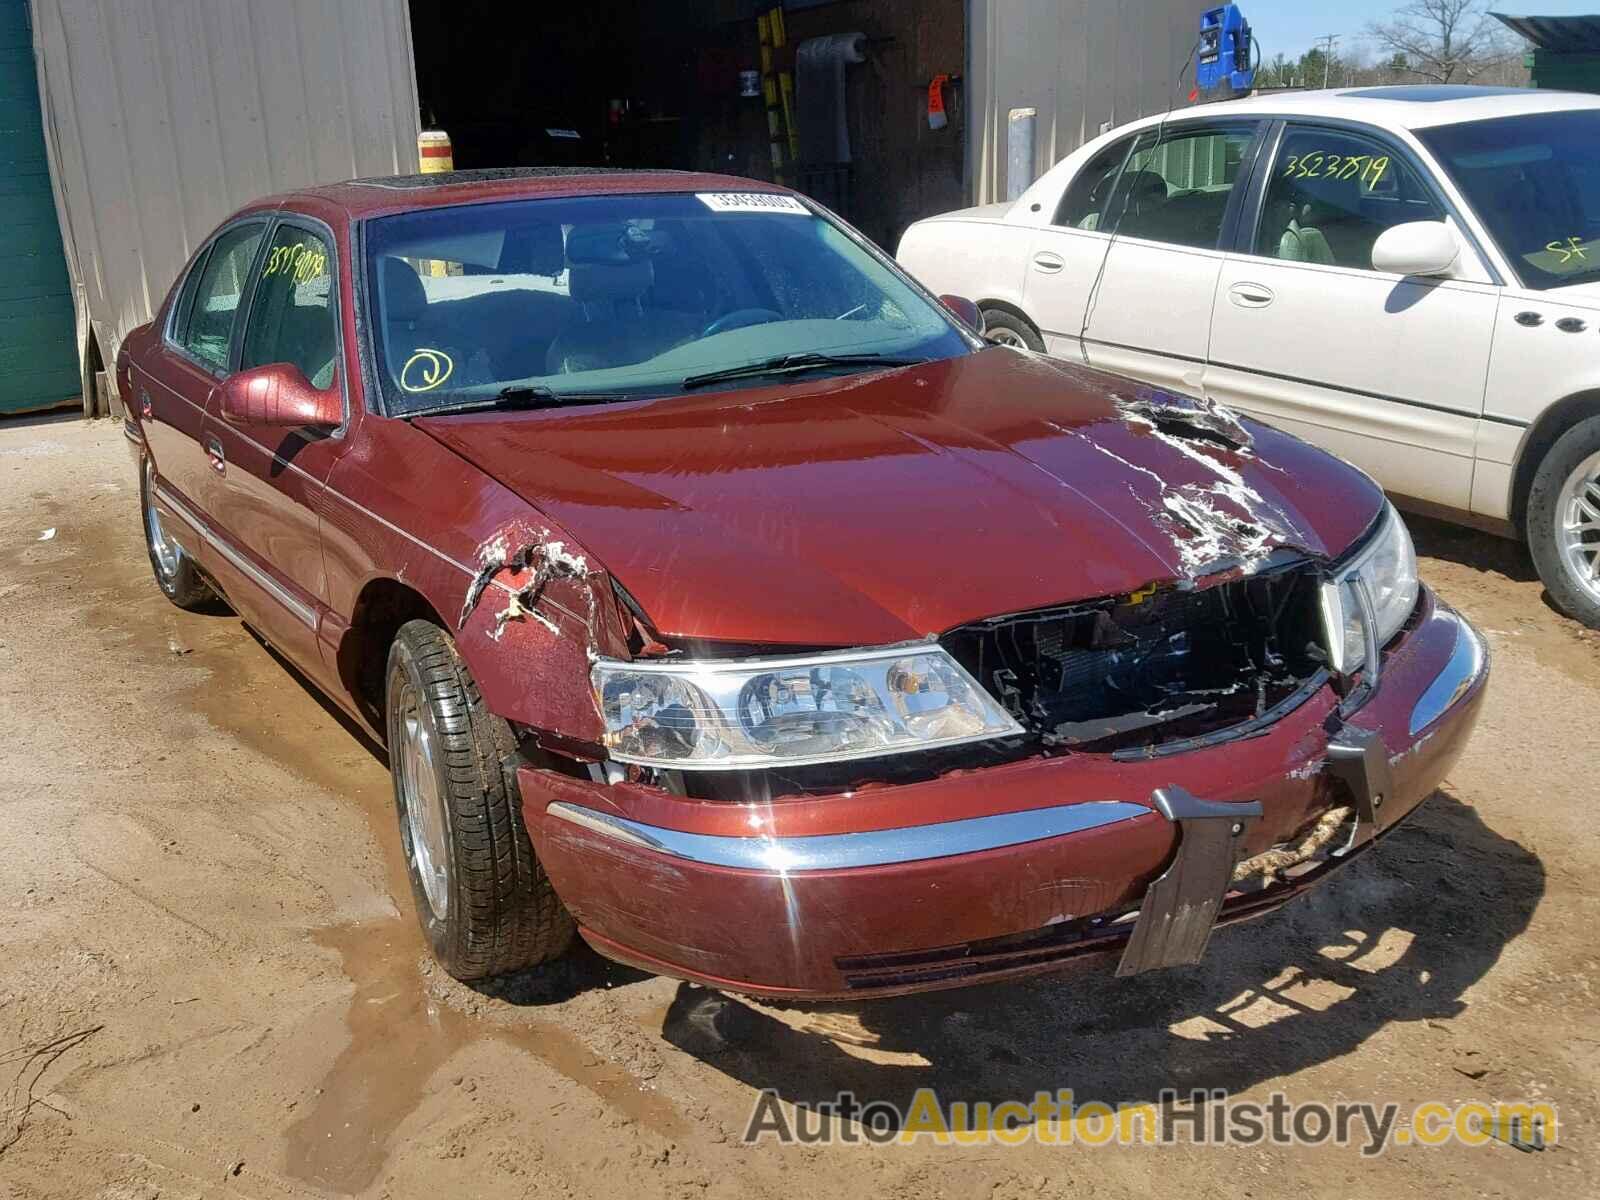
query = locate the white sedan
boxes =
[898,85,1600,628]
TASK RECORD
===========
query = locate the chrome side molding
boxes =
[545,799,1149,872]
[153,483,318,629]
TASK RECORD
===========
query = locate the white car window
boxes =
[1419,108,1600,290]
[1055,135,1137,231]
[1104,125,1255,250]
[1255,126,1443,270]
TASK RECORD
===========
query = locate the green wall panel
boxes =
[0,0,78,413]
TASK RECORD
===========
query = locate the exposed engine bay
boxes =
[941,559,1328,756]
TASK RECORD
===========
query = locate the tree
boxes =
[1366,0,1516,84]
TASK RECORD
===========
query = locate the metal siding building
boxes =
[968,0,1209,206]
[17,0,1210,416]
[28,0,420,414]
[1495,13,1600,94]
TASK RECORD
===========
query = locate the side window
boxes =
[1106,125,1256,249]
[240,225,339,390]
[1255,126,1443,269]
[1055,136,1136,230]
[176,224,266,370]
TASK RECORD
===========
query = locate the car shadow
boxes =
[1405,512,1539,585]
[471,940,656,1007]
[657,789,1541,1118]
[243,624,389,766]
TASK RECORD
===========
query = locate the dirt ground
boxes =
[0,415,1593,1200]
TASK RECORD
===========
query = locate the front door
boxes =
[201,218,347,671]
[1205,122,1498,512]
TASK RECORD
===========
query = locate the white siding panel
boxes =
[30,0,419,412]
[967,0,1209,206]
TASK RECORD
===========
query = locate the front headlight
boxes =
[1320,503,1420,673]
[592,643,1023,769]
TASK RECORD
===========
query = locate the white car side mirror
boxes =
[1371,221,1461,278]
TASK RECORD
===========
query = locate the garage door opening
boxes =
[406,0,967,249]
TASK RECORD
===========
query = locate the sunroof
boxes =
[1339,85,1531,103]
[349,166,687,190]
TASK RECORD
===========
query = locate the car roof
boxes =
[1142,84,1600,134]
[253,166,793,223]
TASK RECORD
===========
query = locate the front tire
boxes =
[385,619,574,981]
[140,454,214,610]
[980,308,1045,352]
[1527,414,1600,629]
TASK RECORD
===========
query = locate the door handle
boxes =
[1228,282,1275,309]
[204,434,225,474]
[1032,251,1065,274]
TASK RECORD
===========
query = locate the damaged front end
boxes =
[941,554,1330,758]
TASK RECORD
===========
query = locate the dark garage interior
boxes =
[407,0,968,249]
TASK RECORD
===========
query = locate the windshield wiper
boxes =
[408,385,624,419]
[681,352,926,390]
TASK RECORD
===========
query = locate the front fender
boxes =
[322,420,632,749]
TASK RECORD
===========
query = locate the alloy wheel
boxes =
[395,681,451,920]
[144,459,180,582]
[1556,448,1600,606]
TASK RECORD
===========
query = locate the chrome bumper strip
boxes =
[1409,614,1486,736]
[153,483,318,629]
[123,421,142,445]
[545,799,1150,872]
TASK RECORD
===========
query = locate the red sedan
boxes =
[120,168,1487,1000]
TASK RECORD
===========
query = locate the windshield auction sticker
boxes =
[696,192,809,215]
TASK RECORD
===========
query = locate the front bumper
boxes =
[520,588,1487,1000]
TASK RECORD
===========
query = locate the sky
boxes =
[1245,0,1600,61]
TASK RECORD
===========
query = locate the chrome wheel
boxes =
[395,681,451,920]
[987,327,1028,349]
[1556,449,1600,606]
[143,459,180,582]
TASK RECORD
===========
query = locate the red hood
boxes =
[415,350,1383,646]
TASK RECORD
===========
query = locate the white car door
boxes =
[1205,121,1499,512]
[1017,132,1140,362]
[1070,120,1263,394]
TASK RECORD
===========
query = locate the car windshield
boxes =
[362,191,972,414]
[1420,109,1600,290]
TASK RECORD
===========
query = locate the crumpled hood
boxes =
[415,351,1383,647]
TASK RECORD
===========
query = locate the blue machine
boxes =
[1196,5,1255,95]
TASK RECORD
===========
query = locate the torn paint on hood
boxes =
[1114,388,1252,450]
[414,349,1384,647]
[1103,383,1311,578]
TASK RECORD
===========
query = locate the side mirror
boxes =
[1371,221,1461,278]
[939,294,985,334]
[218,363,340,429]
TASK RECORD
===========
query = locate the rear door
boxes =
[1073,120,1263,393]
[1019,132,1139,361]
[137,221,269,533]
[201,216,347,668]
[1205,121,1498,512]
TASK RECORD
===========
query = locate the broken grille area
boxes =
[942,560,1327,755]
